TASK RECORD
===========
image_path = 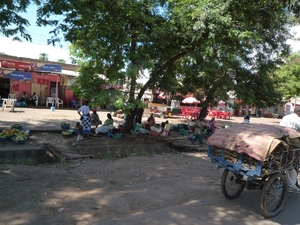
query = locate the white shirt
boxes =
[279,113,300,131]
[78,105,90,115]
[189,121,195,127]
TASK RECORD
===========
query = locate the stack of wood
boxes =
[211,142,299,175]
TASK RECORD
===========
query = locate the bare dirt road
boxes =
[1,152,222,225]
[0,108,284,225]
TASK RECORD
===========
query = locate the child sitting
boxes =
[243,115,250,124]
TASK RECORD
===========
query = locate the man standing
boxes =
[279,106,300,193]
[248,106,252,115]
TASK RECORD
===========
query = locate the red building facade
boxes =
[0,58,77,106]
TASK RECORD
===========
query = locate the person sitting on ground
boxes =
[150,123,163,136]
[135,108,144,124]
[145,113,155,130]
[90,109,102,128]
[20,91,28,102]
[243,115,250,123]
[27,92,38,106]
[207,117,217,134]
[95,113,114,134]
[188,119,195,133]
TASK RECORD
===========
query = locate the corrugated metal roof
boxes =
[59,69,79,77]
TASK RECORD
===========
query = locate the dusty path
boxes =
[0,152,223,225]
[0,108,284,225]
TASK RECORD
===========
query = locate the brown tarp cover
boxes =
[207,123,300,162]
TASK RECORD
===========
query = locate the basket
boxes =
[62,134,73,138]
[11,124,23,130]
[62,131,73,138]
[61,124,70,131]
[0,136,10,142]
[179,129,189,136]
[112,133,122,139]
[12,136,27,144]
[151,130,161,137]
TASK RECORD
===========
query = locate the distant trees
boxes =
[276,52,300,100]
[38,53,49,61]
[57,59,66,63]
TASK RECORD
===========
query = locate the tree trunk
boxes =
[122,107,144,133]
[199,106,209,119]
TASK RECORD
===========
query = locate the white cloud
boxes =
[0,37,71,63]
[287,25,300,52]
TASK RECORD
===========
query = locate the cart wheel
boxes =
[260,173,287,218]
[221,169,245,199]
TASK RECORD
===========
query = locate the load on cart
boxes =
[207,123,300,218]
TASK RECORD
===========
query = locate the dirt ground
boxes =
[0,110,284,225]
[0,149,222,225]
[0,118,221,225]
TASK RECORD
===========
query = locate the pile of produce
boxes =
[0,129,28,143]
[0,129,23,138]
[61,130,73,138]
[12,135,27,144]
[61,122,70,131]
[11,123,23,130]
[0,130,14,138]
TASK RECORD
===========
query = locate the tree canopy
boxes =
[2,0,300,130]
[34,0,300,127]
[38,53,48,61]
[0,0,40,42]
[57,59,66,63]
[275,52,300,100]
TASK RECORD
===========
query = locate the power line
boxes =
[0,34,70,49]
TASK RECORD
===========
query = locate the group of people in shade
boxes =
[19,91,38,106]
[75,100,114,141]
[76,103,172,141]
[77,100,300,193]
[136,113,170,136]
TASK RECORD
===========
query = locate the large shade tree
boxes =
[2,0,300,130]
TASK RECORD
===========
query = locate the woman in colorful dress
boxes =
[77,101,91,137]
[95,113,114,134]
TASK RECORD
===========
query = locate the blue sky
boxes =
[0,4,71,63]
[0,4,299,65]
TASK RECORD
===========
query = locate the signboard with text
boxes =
[0,70,31,81]
[0,59,62,72]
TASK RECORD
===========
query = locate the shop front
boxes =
[0,59,76,106]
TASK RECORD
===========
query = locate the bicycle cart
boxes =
[207,123,300,218]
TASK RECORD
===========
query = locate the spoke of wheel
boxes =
[265,179,283,212]
[226,174,240,194]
